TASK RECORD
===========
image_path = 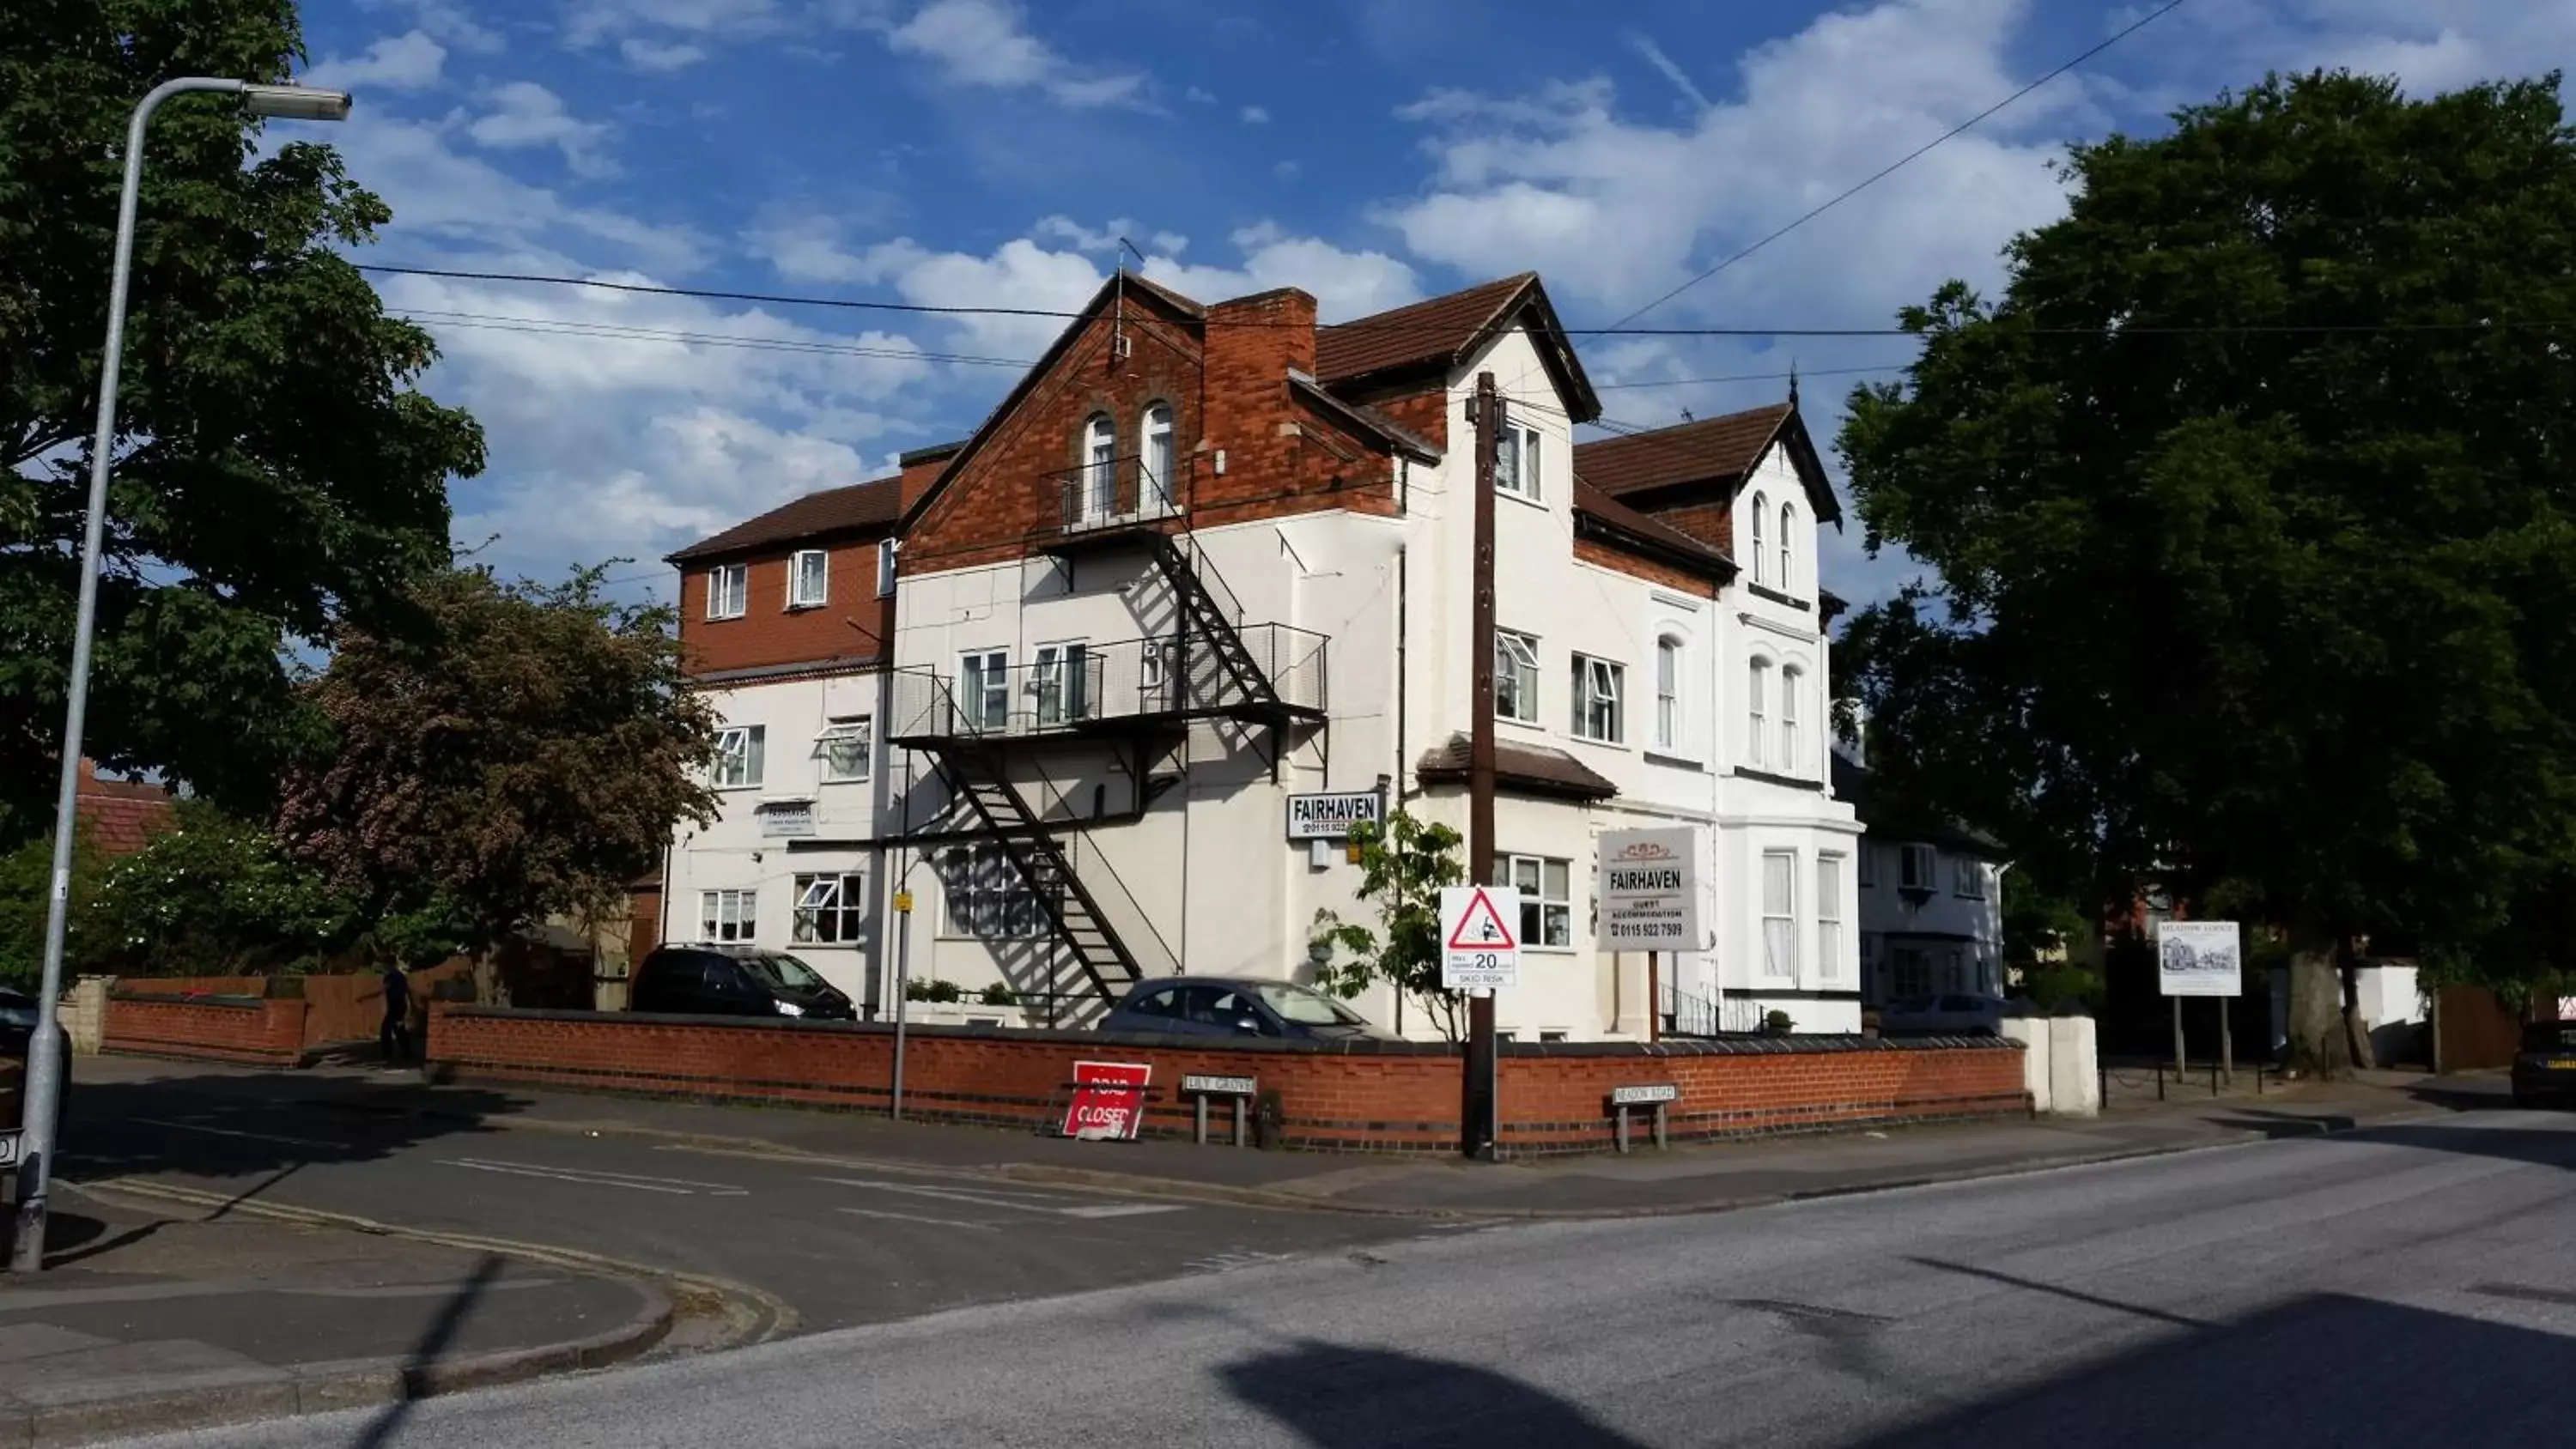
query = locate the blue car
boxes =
[1100,977,1395,1041]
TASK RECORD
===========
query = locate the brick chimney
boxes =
[1198,288,1317,488]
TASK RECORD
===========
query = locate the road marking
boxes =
[442,1158,750,1196]
[128,1118,345,1150]
[835,1206,1003,1232]
[816,1176,1188,1220]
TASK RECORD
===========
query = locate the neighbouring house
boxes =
[659,270,1865,1039]
[1833,754,2008,1009]
[75,759,174,857]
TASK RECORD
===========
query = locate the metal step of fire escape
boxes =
[928,745,1144,1003]
[1141,533,1280,712]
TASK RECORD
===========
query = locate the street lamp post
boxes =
[6,77,353,1275]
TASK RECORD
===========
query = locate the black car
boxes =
[1099,976,1394,1041]
[2510,1019,2576,1108]
[630,945,858,1022]
[2,986,71,1146]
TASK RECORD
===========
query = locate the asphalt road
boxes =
[99,1107,2576,1448]
[60,1078,1438,1331]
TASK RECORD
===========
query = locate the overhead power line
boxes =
[1602,0,2193,331]
[365,263,2549,341]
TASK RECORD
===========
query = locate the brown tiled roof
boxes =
[1315,274,1532,384]
[1289,373,1443,462]
[76,767,175,857]
[1572,480,1734,576]
[1573,403,1791,497]
[1415,732,1619,801]
[667,476,901,563]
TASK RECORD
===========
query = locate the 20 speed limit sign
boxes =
[1440,885,1521,991]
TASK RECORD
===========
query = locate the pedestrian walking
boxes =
[380,961,411,1066]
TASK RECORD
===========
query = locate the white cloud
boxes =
[620,36,710,70]
[1273,159,1299,179]
[336,111,706,273]
[466,82,617,179]
[306,30,447,93]
[562,0,781,47]
[368,0,503,54]
[1241,104,1270,124]
[1140,224,1419,324]
[2172,0,2576,95]
[1184,85,1217,104]
[884,0,1147,109]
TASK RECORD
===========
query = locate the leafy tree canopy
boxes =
[2,0,483,845]
[274,565,719,957]
[1310,811,1468,1040]
[1838,71,2576,1070]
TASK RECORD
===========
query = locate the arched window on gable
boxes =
[1140,403,1174,513]
[1747,657,1771,768]
[1779,500,1796,593]
[1078,413,1115,525]
[1750,492,1771,585]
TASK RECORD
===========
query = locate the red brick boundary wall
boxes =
[427,1006,2028,1156]
[102,992,307,1068]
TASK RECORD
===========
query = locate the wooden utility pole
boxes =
[1464,372,1501,1161]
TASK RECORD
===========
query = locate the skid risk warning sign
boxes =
[1440,884,1522,991]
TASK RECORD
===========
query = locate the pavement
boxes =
[0,1185,671,1447]
[91,1099,2576,1447]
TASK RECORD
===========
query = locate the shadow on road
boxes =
[351,1253,507,1449]
[1847,1291,2576,1446]
[1217,1338,1647,1448]
[58,1069,534,1202]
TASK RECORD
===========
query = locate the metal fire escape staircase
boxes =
[890,508,1326,1005]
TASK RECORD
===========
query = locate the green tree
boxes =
[84,801,357,976]
[1838,71,2576,1076]
[0,828,112,988]
[1,0,484,845]
[273,566,719,959]
[1308,810,1467,1040]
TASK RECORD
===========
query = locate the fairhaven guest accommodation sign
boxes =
[1285,791,1382,840]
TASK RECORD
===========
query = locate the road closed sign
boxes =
[1441,884,1521,991]
[1061,1060,1151,1140]
[1596,827,1699,951]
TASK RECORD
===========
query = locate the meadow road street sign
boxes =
[1285,791,1382,840]
[1596,827,1699,951]
[2157,920,2245,997]
[1441,884,1521,991]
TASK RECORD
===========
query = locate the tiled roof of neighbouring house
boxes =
[1571,403,1793,498]
[1572,480,1735,576]
[1315,273,1600,422]
[76,767,175,856]
[666,476,902,563]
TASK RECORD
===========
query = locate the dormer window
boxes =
[1750,493,1770,585]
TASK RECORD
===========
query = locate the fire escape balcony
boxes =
[887,627,1327,749]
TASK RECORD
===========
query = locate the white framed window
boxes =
[1653,636,1682,752]
[1492,853,1572,949]
[1900,843,1938,892]
[1778,501,1795,593]
[1953,858,1987,900]
[1747,659,1771,768]
[960,650,1010,731]
[792,873,864,944]
[712,724,765,788]
[875,538,896,599]
[1761,849,1797,978]
[1080,413,1115,521]
[1857,844,1878,888]
[1818,854,1845,984]
[699,888,756,943]
[813,718,871,782]
[1572,654,1622,743]
[1749,493,1770,585]
[1493,421,1541,500]
[706,562,747,620]
[1032,641,1092,725]
[788,549,828,609]
[1140,403,1175,512]
[1780,665,1806,775]
[1496,629,1540,724]
[941,843,1042,939]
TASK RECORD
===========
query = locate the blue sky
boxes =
[297,0,2573,606]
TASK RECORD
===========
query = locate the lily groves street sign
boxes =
[1441,884,1521,991]
[1596,827,1700,952]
